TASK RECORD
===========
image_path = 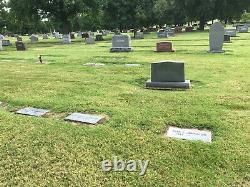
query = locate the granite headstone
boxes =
[209,22,225,53]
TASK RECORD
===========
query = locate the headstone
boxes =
[146,61,191,89]
[238,24,248,33]
[185,26,193,32]
[225,29,237,37]
[70,33,75,39]
[224,35,231,43]
[135,32,144,39]
[17,36,23,41]
[30,35,38,43]
[110,34,133,52]
[16,107,50,117]
[78,32,82,37]
[2,40,11,46]
[15,41,26,51]
[155,42,175,52]
[82,32,90,38]
[175,27,182,33]
[85,37,95,44]
[166,28,175,37]
[0,40,3,51]
[95,34,104,41]
[166,126,212,143]
[209,22,225,53]
[157,29,168,38]
[65,113,105,125]
[63,34,71,44]
[43,34,49,39]
[0,34,4,40]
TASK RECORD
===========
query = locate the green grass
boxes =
[0,32,249,186]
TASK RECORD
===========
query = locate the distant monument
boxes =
[110,35,133,52]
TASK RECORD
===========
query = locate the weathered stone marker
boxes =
[185,26,193,32]
[0,40,2,51]
[95,34,104,41]
[225,29,237,37]
[15,41,26,51]
[146,61,191,89]
[209,22,225,53]
[65,113,105,125]
[157,29,168,38]
[2,40,11,46]
[30,35,38,43]
[63,34,71,44]
[135,32,144,39]
[43,34,49,39]
[238,24,248,33]
[85,37,95,44]
[166,126,212,143]
[110,34,133,52]
[155,42,175,52]
[16,107,50,117]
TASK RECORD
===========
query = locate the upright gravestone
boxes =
[209,22,225,53]
[63,34,71,44]
[30,35,38,43]
[85,37,95,44]
[238,24,248,33]
[110,35,133,52]
[224,35,231,43]
[157,30,168,38]
[225,29,237,37]
[2,40,11,46]
[135,32,144,39]
[155,42,175,52]
[16,41,26,51]
[0,40,3,51]
[146,61,191,89]
[185,26,193,32]
[95,34,104,41]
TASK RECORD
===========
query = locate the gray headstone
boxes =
[30,35,38,43]
[65,113,104,125]
[166,126,212,143]
[157,30,168,38]
[16,41,26,51]
[238,24,248,33]
[209,22,225,53]
[110,35,133,52]
[63,34,71,44]
[225,29,237,37]
[16,107,50,117]
[2,40,11,46]
[146,61,191,89]
[135,32,144,39]
[85,37,95,44]
[0,40,2,51]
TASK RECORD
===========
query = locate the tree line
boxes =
[0,0,250,34]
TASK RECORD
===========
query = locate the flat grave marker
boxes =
[166,126,212,143]
[65,113,105,125]
[16,107,50,117]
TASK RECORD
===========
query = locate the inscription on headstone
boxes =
[166,126,212,143]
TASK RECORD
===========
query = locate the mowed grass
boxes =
[0,31,249,186]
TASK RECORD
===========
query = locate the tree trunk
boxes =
[199,16,205,31]
[134,29,137,38]
[62,20,71,34]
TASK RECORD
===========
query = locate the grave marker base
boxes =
[146,80,191,89]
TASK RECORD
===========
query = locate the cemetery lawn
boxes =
[0,32,249,187]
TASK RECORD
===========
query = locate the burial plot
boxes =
[224,35,231,43]
[30,35,38,43]
[225,29,237,37]
[166,126,212,143]
[16,41,26,51]
[2,40,11,46]
[85,37,95,44]
[65,113,105,125]
[209,22,225,53]
[146,61,191,89]
[16,107,50,117]
[96,34,104,41]
[110,34,133,52]
[155,42,175,52]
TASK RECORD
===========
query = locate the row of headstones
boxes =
[209,23,248,53]
[0,96,212,143]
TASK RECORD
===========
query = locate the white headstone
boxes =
[63,34,71,44]
[166,126,212,143]
[16,107,50,117]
